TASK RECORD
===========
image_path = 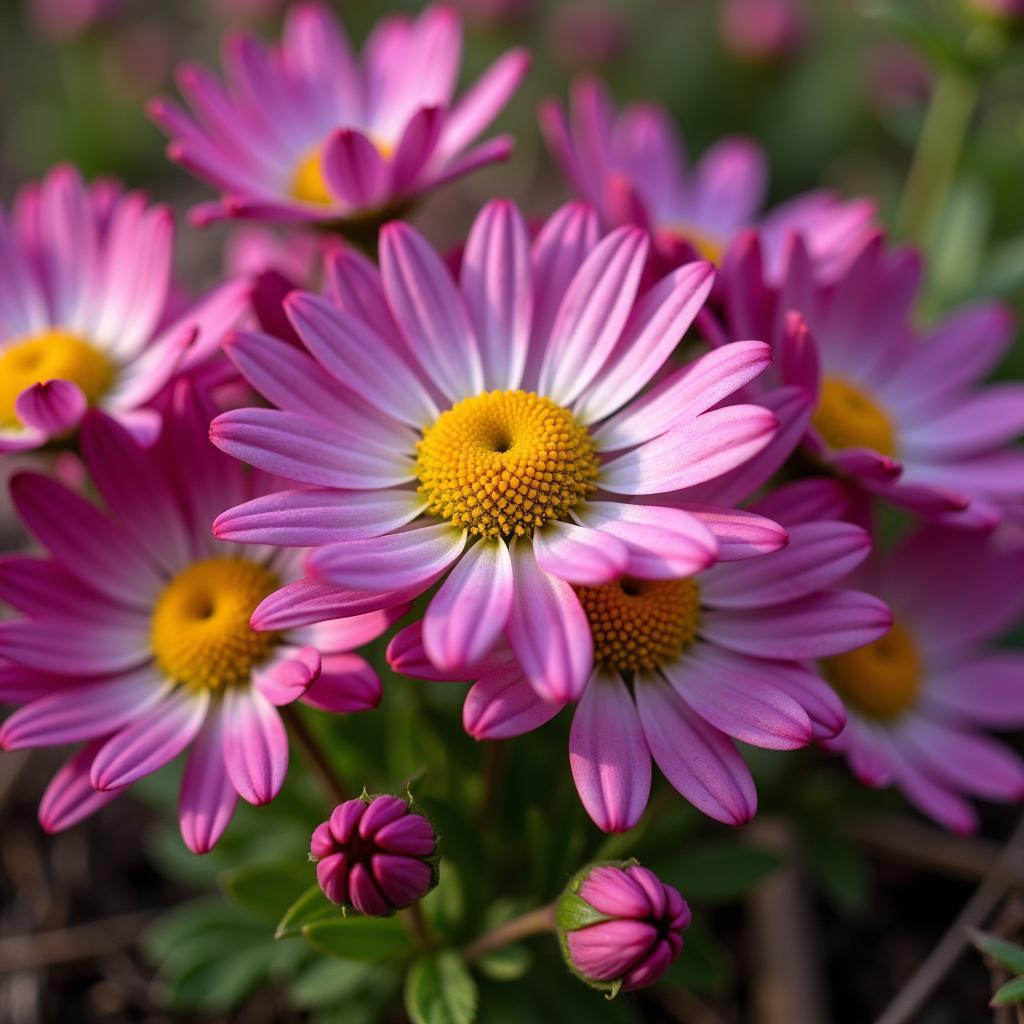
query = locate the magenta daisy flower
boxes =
[820,524,1024,834]
[711,229,1024,527]
[0,164,248,454]
[0,385,392,853]
[211,199,782,704]
[148,3,529,228]
[539,77,873,279]
[389,484,890,832]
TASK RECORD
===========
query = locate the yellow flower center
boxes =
[415,389,600,540]
[812,376,896,456]
[0,330,115,430]
[823,620,921,721]
[668,225,725,265]
[289,136,395,206]
[151,558,281,691]
[575,578,701,674]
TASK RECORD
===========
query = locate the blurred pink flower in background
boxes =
[710,230,1024,528]
[0,165,248,453]
[545,2,631,72]
[149,3,530,228]
[719,0,808,65]
[540,78,874,278]
[29,0,122,41]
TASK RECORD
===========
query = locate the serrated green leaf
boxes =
[992,975,1024,1007]
[476,943,532,982]
[276,884,340,939]
[303,915,412,961]
[220,860,312,921]
[973,931,1024,976]
[404,952,478,1024]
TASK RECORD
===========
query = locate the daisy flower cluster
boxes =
[1,0,1023,1014]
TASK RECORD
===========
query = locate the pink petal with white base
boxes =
[252,645,321,706]
[574,261,715,426]
[505,541,593,703]
[222,687,288,805]
[307,524,467,592]
[39,739,124,833]
[13,380,86,436]
[699,522,870,609]
[460,199,531,391]
[578,502,718,579]
[91,686,210,790]
[538,226,648,405]
[380,221,484,402]
[424,538,513,670]
[569,671,651,833]
[179,710,238,854]
[214,487,426,546]
[463,662,565,739]
[0,670,168,750]
[533,521,630,585]
[601,405,777,495]
[702,590,892,660]
[592,340,772,451]
[302,654,381,713]
[635,675,756,826]
[662,645,813,750]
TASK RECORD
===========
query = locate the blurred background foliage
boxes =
[1,1,1024,1022]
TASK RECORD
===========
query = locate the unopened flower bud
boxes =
[310,795,438,917]
[557,861,690,994]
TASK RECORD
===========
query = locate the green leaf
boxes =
[276,884,340,939]
[800,821,870,913]
[660,844,783,902]
[404,952,478,1024]
[303,915,412,961]
[477,943,532,982]
[662,922,732,994]
[220,860,312,921]
[290,958,379,1009]
[973,931,1024,976]
[992,975,1024,1007]
[556,891,611,932]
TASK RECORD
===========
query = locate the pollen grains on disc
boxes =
[575,578,701,674]
[823,619,921,721]
[414,389,600,540]
[151,558,281,691]
[0,330,115,429]
[812,375,897,456]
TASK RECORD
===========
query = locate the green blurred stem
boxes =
[897,68,979,247]
[462,904,557,963]
[281,705,348,804]
[401,902,434,951]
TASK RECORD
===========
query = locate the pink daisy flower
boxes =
[819,522,1024,834]
[390,484,890,832]
[211,199,783,705]
[710,229,1024,527]
[539,77,874,280]
[0,385,393,853]
[0,164,248,454]
[148,3,530,228]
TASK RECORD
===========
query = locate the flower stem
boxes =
[462,904,557,963]
[897,68,979,248]
[402,902,434,950]
[281,705,348,804]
